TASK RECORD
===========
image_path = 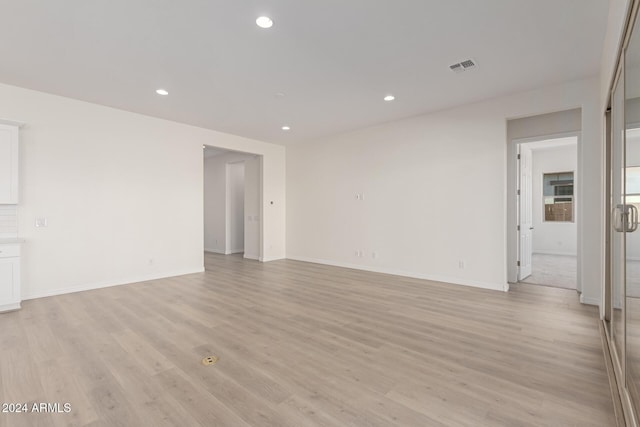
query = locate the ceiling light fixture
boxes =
[384,95,395,102]
[281,126,291,131]
[256,16,273,29]
[156,89,169,96]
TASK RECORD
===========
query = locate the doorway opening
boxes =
[203,145,262,269]
[514,136,579,290]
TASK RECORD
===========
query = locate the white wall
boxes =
[243,156,261,260]
[204,156,227,254]
[287,78,602,302]
[203,155,225,254]
[204,152,259,256]
[0,82,284,299]
[228,163,245,253]
[531,144,578,256]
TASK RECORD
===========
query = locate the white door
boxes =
[518,145,533,280]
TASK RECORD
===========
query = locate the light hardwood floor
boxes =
[0,253,615,426]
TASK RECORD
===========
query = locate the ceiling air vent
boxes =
[449,59,477,73]
[461,59,476,69]
[449,63,463,73]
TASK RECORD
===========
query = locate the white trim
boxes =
[532,250,578,257]
[511,131,581,146]
[0,301,20,312]
[260,255,285,262]
[0,118,25,128]
[244,253,259,260]
[287,256,506,292]
[229,249,244,254]
[22,267,205,301]
[204,248,225,254]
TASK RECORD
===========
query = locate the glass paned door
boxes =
[625,13,640,410]
[612,62,626,373]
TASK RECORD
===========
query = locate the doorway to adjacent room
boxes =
[516,136,579,290]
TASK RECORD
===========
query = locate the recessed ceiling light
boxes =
[281,126,291,131]
[156,89,169,96]
[384,95,395,102]
[256,16,273,29]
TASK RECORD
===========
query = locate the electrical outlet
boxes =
[459,260,465,269]
[372,251,377,259]
[148,258,154,266]
[35,218,48,228]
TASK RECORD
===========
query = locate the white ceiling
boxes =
[0,1,608,145]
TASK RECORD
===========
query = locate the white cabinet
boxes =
[0,244,20,312]
[0,123,19,204]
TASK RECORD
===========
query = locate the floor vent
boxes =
[201,355,219,366]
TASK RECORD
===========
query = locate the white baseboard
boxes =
[205,249,236,255]
[532,251,577,257]
[0,301,21,313]
[230,249,244,254]
[22,267,205,301]
[260,255,285,262]
[204,248,226,254]
[244,253,259,261]
[286,255,506,292]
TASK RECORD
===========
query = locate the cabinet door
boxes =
[0,258,19,307]
[0,124,19,204]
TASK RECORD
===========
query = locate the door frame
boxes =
[517,143,534,281]
[507,131,582,291]
[203,146,264,261]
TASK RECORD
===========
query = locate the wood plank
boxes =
[0,253,616,426]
